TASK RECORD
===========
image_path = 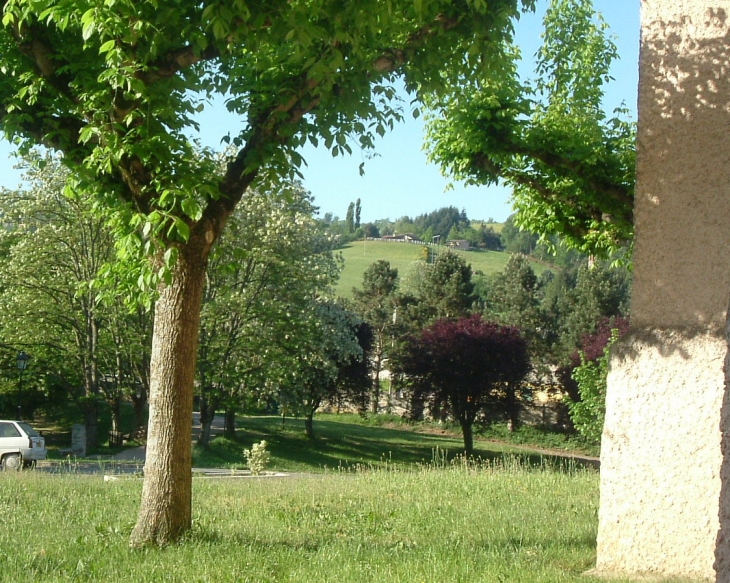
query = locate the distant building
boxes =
[446,239,470,250]
[381,233,423,243]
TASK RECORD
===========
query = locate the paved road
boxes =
[32,413,258,476]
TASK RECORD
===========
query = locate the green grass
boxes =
[0,460,640,582]
[192,414,597,473]
[337,241,548,298]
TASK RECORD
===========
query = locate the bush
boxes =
[244,440,271,475]
[567,329,619,445]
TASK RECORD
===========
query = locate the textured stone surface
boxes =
[595,1,730,581]
[597,330,724,581]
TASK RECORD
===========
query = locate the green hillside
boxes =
[336,240,547,298]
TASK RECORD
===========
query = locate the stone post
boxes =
[594,2,730,581]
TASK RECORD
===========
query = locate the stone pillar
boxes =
[594,2,730,581]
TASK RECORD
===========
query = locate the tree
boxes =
[500,215,539,255]
[426,0,636,257]
[345,202,356,234]
[355,199,362,230]
[557,261,631,355]
[352,260,400,413]
[416,251,475,324]
[484,254,545,343]
[0,156,153,447]
[395,314,529,457]
[196,182,339,446]
[0,0,533,545]
[279,300,370,439]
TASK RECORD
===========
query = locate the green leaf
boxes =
[99,39,116,54]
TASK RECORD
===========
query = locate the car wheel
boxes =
[2,453,22,471]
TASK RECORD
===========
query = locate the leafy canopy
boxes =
[1,0,535,279]
[425,0,635,257]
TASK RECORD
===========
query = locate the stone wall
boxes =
[595,1,730,580]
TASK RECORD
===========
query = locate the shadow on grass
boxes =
[193,415,598,472]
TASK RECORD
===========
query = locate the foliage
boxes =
[395,314,529,456]
[557,315,629,403]
[425,0,636,257]
[555,262,631,356]
[243,440,271,475]
[352,260,399,412]
[278,300,371,438]
[196,181,339,444]
[0,155,152,443]
[484,253,544,336]
[568,328,620,445]
[413,250,476,325]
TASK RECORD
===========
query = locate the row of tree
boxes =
[0,154,629,459]
[349,248,630,454]
[0,156,374,446]
[321,204,504,251]
[0,0,633,546]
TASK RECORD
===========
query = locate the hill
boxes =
[336,240,548,298]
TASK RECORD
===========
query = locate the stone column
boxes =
[594,2,730,581]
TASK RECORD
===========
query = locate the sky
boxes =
[0,0,640,224]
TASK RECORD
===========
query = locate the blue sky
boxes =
[0,0,639,224]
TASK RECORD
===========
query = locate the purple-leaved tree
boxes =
[396,314,529,457]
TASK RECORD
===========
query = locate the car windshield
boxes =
[17,422,39,437]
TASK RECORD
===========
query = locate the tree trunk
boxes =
[84,400,99,450]
[109,395,122,446]
[370,351,382,415]
[129,241,208,548]
[224,408,236,439]
[305,413,315,439]
[197,395,214,447]
[459,419,474,458]
[131,390,148,440]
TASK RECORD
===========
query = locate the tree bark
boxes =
[459,418,474,458]
[197,395,214,447]
[131,389,148,440]
[83,400,99,450]
[370,350,382,415]
[304,413,315,439]
[224,408,236,439]
[129,240,209,547]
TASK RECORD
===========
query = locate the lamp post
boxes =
[16,351,30,420]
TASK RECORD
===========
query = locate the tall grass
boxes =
[0,460,647,583]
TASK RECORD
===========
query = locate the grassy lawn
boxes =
[337,241,548,298]
[0,460,636,582]
[192,414,596,473]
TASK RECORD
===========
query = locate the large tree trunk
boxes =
[129,241,209,547]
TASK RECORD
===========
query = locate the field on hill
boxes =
[336,240,546,298]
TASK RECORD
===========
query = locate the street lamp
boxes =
[16,351,30,420]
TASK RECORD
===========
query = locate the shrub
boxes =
[568,329,619,445]
[244,440,271,475]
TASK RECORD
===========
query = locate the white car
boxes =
[0,420,47,469]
